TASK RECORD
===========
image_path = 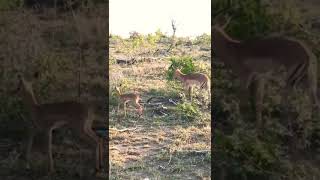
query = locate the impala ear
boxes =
[33,72,40,79]
[17,73,22,80]
[12,73,23,94]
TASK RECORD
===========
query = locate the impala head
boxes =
[115,86,121,96]
[13,72,39,94]
[173,69,182,80]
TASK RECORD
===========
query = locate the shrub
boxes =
[175,102,201,122]
[0,0,23,10]
[166,56,196,81]
[193,33,211,46]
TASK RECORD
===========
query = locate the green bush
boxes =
[0,0,23,10]
[146,30,162,46]
[193,33,211,46]
[213,0,275,40]
[175,102,201,122]
[166,56,196,81]
[0,95,29,140]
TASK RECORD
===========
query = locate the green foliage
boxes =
[175,102,201,122]
[0,0,108,11]
[167,56,196,81]
[146,29,163,46]
[109,55,116,65]
[30,53,74,101]
[213,0,275,40]
[155,28,165,39]
[0,0,23,10]
[110,34,123,41]
[0,95,28,139]
[114,29,166,56]
[109,91,118,107]
[129,31,145,49]
[193,33,211,46]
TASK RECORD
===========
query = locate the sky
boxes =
[109,0,211,38]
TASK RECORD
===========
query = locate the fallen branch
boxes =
[116,58,137,65]
[109,127,139,132]
[175,150,211,155]
[147,96,167,103]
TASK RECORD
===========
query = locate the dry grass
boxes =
[109,35,211,179]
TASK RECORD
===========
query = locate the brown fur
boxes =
[115,86,143,117]
[173,69,210,101]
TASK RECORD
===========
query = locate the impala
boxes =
[115,86,143,117]
[14,72,103,174]
[173,69,211,102]
[213,15,319,128]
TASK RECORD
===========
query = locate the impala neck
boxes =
[175,71,186,81]
[21,78,39,113]
[115,88,121,96]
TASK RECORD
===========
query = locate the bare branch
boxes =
[166,19,177,52]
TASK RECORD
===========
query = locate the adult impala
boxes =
[14,72,103,174]
[173,69,211,102]
[213,15,319,128]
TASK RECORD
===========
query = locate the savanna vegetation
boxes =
[0,1,108,179]
[109,27,211,178]
[213,0,320,179]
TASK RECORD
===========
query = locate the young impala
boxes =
[14,72,103,175]
[213,15,319,129]
[173,69,211,102]
[115,86,143,117]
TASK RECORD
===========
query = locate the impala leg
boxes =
[249,79,257,113]
[46,128,54,174]
[238,87,251,117]
[124,102,127,117]
[84,129,100,172]
[95,141,100,173]
[85,126,103,172]
[255,78,265,130]
[182,86,188,100]
[86,128,101,172]
[135,100,143,116]
[200,82,211,105]
[238,73,252,116]
[307,71,320,112]
[117,103,120,115]
[75,127,100,173]
[99,138,103,170]
[25,128,36,169]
